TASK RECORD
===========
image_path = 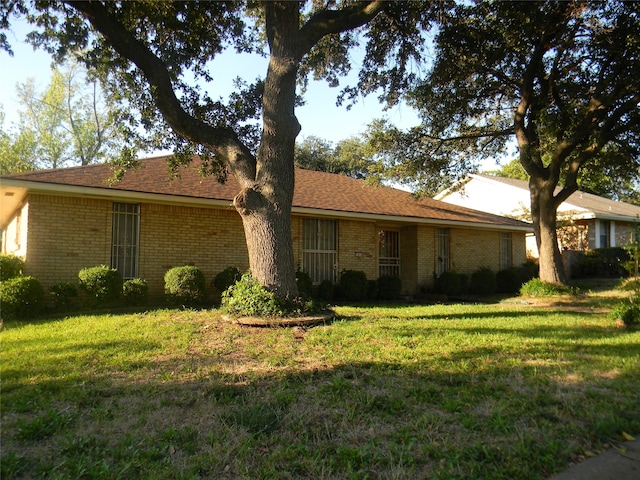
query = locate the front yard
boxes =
[1,285,639,479]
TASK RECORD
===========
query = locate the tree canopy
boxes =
[0,61,126,172]
[375,0,640,283]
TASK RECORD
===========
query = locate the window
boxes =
[599,221,610,248]
[500,232,513,270]
[111,203,140,280]
[436,228,450,276]
[302,218,337,284]
[379,230,400,277]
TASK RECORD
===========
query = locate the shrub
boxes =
[296,270,313,298]
[221,273,288,316]
[469,268,497,295]
[578,248,629,278]
[609,296,640,328]
[339,270,368,302]
[377,275,402,300]
[497,264,539,294]
[436,271,468,296]
[49,282,78,311]
[212,267,241,293]
[0,254,25,282]
[164,266,206,306]
[78,266,123,305]
[317,280,334,301]
[0,276,45,319]
[619,277,640,292]
[519,278,574,296]
[123,278,149,306]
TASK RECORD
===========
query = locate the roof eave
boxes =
[0,179,533,233]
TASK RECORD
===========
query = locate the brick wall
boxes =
[26,194,111,287]
[139,203,248,299]
[20,193,527,299]
[337,219,378,280]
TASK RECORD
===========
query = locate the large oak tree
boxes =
[2,1,433,298]
[375,1,640,284]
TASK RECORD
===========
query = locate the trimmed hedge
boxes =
[78,266,123,305]
[164,266,206,306]
[469,268,496,295]
[49,282,78,311]
[436,271,468,296]
[212,267,241,293]
[0,254,25,282]
[0,276,46,319]
[377,275,402,300]
[123,278,149,306]
[339,270,368,302]
[296,270,313,298]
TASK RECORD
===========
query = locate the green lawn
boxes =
[1,288,639,479]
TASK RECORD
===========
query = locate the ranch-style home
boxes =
[1,156,531,300]
[436,174,640,257]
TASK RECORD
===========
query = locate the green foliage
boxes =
[376,275,402,300]
[317,280,334,301]
[49,282,78,311]
[0,276,45,319]
[221,273,288,317]
[0,254,25,282]
[78,265,123,305]
[577,248,630,278]
[469,268,497,295]
[338,270,368,302]
[609,296,640,328]
[221,273,323,317]
[122,278,149,306]
[164,266,206,306]
[496,265,537,294]
[2,61,126,171]
[295,135,373,179]
[520,278,575,297]
[212,267,241,293]
[436,271,468,296]
[295,270,313,298]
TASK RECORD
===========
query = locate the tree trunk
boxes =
[529,177,567,284]
[232,2,301,299]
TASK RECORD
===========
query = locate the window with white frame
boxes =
[379,230,400,277]
[436,228,450,276]
[500,232,513,270]
[302,218,337,284]
[111,203,140,280]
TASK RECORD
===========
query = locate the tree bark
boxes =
[232,2,301,298]
[529,176,567,284]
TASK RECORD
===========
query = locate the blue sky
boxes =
[0,19,420,146]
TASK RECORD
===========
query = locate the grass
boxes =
[1,284,639,479]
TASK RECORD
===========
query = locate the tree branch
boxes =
[297,0,385,58]
[64,1,257,184]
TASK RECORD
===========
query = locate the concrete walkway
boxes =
[548,439,640,480]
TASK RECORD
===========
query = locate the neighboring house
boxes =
[1,156,531,299]
[435,173,640,257]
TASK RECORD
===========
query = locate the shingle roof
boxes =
[472,174,640,219]
[1,156,530,229]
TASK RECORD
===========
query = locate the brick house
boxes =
[1,157,531,299]
[436,174,640,257]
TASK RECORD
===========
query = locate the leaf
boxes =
[622,432,636,442]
